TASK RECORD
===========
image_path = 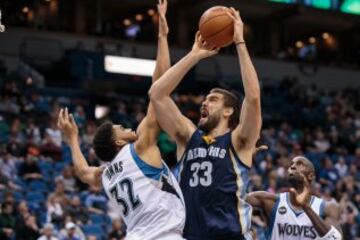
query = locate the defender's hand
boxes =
[157,0,169,37]
[57,108,79,142]
[191,31,219,60]
[290,173,311,208]
[226,7,245,43]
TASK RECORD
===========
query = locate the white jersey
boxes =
[102,143,186,240]
[267,192,325,240]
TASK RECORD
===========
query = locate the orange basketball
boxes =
[199,6,234,48]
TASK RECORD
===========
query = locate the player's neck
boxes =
[207,123,231,138]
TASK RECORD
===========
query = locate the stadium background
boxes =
[0,0,359,239]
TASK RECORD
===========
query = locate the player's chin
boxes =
[287,173,304,187]
[198,117,207,127]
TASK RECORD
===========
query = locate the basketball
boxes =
[199,6,234,48]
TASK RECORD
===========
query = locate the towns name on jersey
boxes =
[186,146,227,161]
[105,161,124,181]
[278,223,317,239]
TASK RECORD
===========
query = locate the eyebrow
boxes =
[208,95,219,100]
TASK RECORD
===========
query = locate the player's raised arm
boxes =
[290,177,343,239]
[227,8,262,167]
[135,0,171,154]
[57,108,104,188]
[149,32,219,154]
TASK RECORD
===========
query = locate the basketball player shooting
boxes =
[57,1,186,239]
[149,8,261,240]
[246,156,343,240]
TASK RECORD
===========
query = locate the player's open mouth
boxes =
[200,109,209,118]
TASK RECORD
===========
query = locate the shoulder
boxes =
[323,201,341,218]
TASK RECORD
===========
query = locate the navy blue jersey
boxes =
[178,130,252,240]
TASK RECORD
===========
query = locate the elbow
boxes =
[148,82,163,101]
[245,93,261,104]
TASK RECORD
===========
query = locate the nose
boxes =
[202,100,208,108]
[290,164,296,171]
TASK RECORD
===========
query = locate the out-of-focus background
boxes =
[0,0,359,239]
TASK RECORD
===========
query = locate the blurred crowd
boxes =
[0,76,359,239]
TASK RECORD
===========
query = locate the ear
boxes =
[308,171,315,183]
[223,107,234,118]
[115,139,127,148]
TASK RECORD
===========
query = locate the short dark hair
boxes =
[210,88,241,130]
[1,202,12,211]
[93,121,118,162]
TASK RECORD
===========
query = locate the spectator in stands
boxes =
[319,156,340,188]
[0,153,18,181]
[82,122,96,147]
[65,196,88,225]
[0,202,15,240]
[46,195,64,227]
[18,153,43,181]
[3,192,16,210]
[16,201,30,222]
[60,222,80,240]
[37,223,59,240]
[15,214,40,240]
[26,119,42,146]
[73,105,86,131]
[42,119,62,161]
[108,218,125,240]
[48,180,69,208]
[0,171,21,190]
[87,235,97,240]
[335,156,348,178]
[56,166,76,193]
[85,185,107,214]
[342,208,359,239]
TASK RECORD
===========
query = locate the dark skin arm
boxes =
[302,202,342,237]
[245,191,277,219]
[291,174,343,237]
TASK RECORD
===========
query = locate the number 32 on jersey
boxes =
[110,178,142,216]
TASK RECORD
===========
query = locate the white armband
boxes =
[318,226,342,240]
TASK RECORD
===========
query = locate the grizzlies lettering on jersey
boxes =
[267,192,325,240]
[178,130,252,240]
[102,143,186,240]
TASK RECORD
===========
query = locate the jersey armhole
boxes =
[319,200,326,219]
[229,141,251,170]
[176,129,202,162]
[265,194,280,239]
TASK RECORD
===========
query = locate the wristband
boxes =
[318,226,342,240]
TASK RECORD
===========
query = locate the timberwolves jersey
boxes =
[102,143,186,240]
[267,192,325,240]
[178,130,252,240]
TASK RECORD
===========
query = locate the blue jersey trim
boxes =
[285,193,314,217]
[130,143,164,181]
[229,136,251,170]
[265,194,280,239]
[319,200,325,219]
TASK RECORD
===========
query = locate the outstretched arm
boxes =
[149,32,219,156]
[135,0,170,154]
[246,191,276,218]
[228,8,262,167]
[58,108,104,188]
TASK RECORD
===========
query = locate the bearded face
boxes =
[198,109,222,133]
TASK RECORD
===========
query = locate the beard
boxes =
[287,173,304,190]
[198,111,221,133]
